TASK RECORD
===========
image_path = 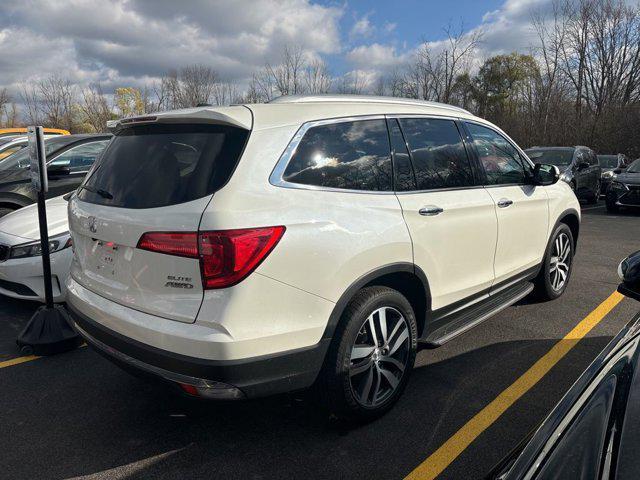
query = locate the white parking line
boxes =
[582,205,605,211]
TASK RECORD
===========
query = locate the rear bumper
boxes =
[67,299,331,399]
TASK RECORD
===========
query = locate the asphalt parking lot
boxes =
[1,202,639,480]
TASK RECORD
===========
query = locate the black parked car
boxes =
[599,154,630,195]
[0,134,111,217]
[525,146,601,203]
[488,250,640,479]
[605,158,640,213]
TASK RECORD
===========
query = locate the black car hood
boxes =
[616,172,640,185]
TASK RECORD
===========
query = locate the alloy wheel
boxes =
[349,306,410,407]
[550,232,571,291]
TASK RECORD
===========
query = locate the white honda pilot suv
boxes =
[67,95,579,420]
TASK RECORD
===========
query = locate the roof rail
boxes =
[268,94,472,115]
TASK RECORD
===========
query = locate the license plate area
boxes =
[95,241,119,276]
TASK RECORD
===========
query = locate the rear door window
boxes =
[282,119,392,191]
[399,118,474,190]
[77,124,249,208]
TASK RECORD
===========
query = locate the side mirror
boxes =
[618,251,640,302]
[48,164,71,177]
[613,168,623,174]
[533,163,560,186]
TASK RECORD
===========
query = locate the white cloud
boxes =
[0,0,344,94]
[384,22,397,34]
[350,13,375,39]
[346,44,408,70]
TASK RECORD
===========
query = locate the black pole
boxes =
[16,125,80,355]
[36,189,54,309]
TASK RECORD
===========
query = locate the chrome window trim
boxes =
[269,114,395,194]
[394,185,486,195]
[268,113,462,195]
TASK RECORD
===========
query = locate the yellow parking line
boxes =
[0,343,87,370]
[404,290,625,480]
[0,354,41,369]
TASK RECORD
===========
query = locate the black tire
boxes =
[319,286,418,422]
[0,207,15,218]
[533,223,574,301]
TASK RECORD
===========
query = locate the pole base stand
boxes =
[16,304,81,356]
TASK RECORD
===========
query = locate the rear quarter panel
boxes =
[199,126,413,304]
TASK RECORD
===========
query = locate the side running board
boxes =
[421,281,534,347]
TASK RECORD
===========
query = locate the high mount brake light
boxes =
[137,226,285,289]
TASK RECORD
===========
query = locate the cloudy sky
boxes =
[0,0,551,95]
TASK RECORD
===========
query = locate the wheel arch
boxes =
[322,263,431,341]
[555,208,580,250]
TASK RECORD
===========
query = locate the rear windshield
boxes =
[77,124,249,209]
[525,149,574,166]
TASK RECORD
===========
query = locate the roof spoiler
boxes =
[106,107,252,133]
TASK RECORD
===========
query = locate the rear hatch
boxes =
[69,115,250,323]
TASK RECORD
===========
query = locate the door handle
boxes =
[419,205,444,216]
[497,198,513,208]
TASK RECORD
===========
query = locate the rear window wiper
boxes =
[78,184,113,199]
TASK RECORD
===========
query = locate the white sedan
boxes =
[0,194,71,302]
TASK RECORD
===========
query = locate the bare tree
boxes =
[402,23,482,103]
[249,46,333,101]
[531,0,572,142]
[0,88,18,127]
[39,75,76,130]
[80,83,112,132]
[151,65,241,108]
[19,75,77,129]
[304,59,332,94]
[439,24,483,103]
[177,65,218,107]
[372,76,386,96]
[212,82,241,105]
[20,83,44,125]
[266,46,307,96]
[250,70,278,102]
[337,70,368,94]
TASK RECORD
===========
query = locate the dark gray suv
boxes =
[525,146,601,203]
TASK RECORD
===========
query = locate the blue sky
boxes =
[0,0,546,93]
[326,0,506,74]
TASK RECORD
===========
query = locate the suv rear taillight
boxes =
[138,226,285,289]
